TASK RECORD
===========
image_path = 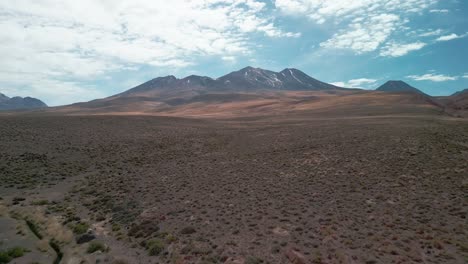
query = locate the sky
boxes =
[0,0,467,106]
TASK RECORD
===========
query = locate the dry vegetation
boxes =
[0,112,467,263]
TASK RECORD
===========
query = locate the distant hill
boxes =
[0,93,48,111]
[376,81,426,95]
[451,89,468,97]
[441,89,468,117]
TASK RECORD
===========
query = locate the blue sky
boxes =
[0,0,467,106]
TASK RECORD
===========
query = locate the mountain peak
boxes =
[160,75,177,80]
[377,80,425,95]
[385,80,409,86]
[280,68,301,73]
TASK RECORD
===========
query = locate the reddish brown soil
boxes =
[0,113,467,264]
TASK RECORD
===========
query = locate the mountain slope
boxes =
[440,89,468,117]
[0,93,48,111]
[0,93,9,103]
[451,88,468,97]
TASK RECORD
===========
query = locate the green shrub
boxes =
[31,200,49,206]
[165,234,177,243]
[146,239,165,256]
[87,241,106,253]
[0,247,28,263]
[111,223,120,232]
[73,222,90,235]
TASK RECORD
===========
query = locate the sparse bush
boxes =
[31,200,49,206]
[73,222,90,235]
[87,241,107,253]
[180,226,196,235]
[165,234,177,243]
[111,223,120,232]
[245,256,263,264]
[127,221,160,238]
[145,239,165,256]
[26,220,42,239]
[0,247,28,263]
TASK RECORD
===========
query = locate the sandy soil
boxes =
[0,114,467,264]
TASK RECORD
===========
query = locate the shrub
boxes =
[31,200,49,206]
[145,239,165,256]
[246,256,263,264]
[0,247,28,263]
[111,223,120,232]
[87,241,106,253]
[165,234,177,243]
[73,222,90,235]
[180,226,196,235]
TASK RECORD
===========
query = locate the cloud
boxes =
[463,74,468,79]
[0,0,298,106]
[275,0,438,21]
[221,56,237,62]
[429,9,449,13]
[331,78,377,88]
[380,42,426,57]
[0,71,105,106]
[418,29,443,37]
[320,14,401,54]
[276,0,438,54]
[407,73,458,82]
[436,33,467,42]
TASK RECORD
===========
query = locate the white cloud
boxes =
[331,78,377,88]
[276,0,438,21]
[276,0,438,55]
[320,14,401,53]
[0,0,299,105]
[418,29,443,37]
[221,56,237,62]
[429,9,449,13]
[0,71,104,106]
[463,74,468,79]
[436,33,467,42]
[380,42,426,57]
[407,73,458,82]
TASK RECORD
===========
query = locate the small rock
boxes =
[273,227,290,236]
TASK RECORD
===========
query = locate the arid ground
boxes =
[0,112,467,264]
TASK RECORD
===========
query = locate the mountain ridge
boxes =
[117,67,342,99]
[0,93,48,111]
[33,67,466,118]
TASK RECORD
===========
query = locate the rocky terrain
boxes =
[0,112,467,264]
